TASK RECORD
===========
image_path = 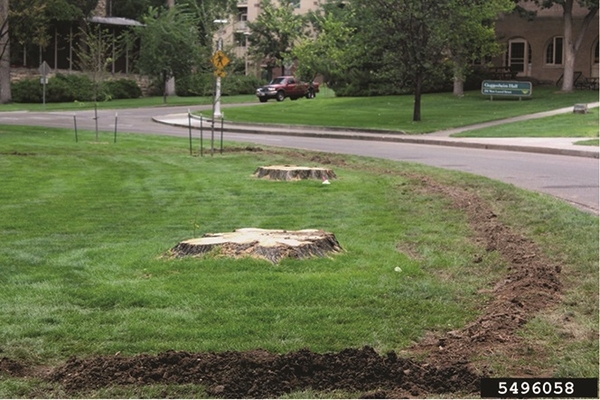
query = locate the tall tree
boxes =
[447,0,514,96]
[292,4,355,85]
[0,0,10,103]
[524,0,598,92]
[356,0,452,121]
[247,0,307,79]
[135,4,202,102]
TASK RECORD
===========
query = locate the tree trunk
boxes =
[165,0,176,96]
[452,59,465,97]
[561,0,575,92]
[253,165,336,181]
[413,72,422,122]
[170,228,343,264]
[162,70,168,104]
[0,0,11,104]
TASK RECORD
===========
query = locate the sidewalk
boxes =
[152,102,599,159]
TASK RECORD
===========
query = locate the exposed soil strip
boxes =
[408,176,562,372]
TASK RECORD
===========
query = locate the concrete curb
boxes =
[152,115,599,159]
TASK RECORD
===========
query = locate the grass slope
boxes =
[0,125,597,398]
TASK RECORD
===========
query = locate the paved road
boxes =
[1,104,598,214]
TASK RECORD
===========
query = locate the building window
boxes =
[546,37,563,65]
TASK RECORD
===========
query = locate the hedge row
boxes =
[12,74,142,103]
[175,73,264,97]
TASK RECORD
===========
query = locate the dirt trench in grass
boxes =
[0,152,564,398]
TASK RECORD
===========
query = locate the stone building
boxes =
[493,1,599,83]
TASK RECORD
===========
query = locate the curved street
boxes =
[1,104,598,214]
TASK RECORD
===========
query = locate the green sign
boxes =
[481,80,532,97]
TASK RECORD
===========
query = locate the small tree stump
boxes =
[170,228,343,264]
[254,165,336,181]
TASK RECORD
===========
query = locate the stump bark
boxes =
[254,165,336,181]
[170,228,343,264]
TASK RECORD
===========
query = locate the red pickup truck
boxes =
[256,76,320,102]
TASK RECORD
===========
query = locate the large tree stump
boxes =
[254,165,336,181]
[170,228,343,264]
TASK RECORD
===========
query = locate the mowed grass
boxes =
[0,125,597,397]
[0,126,491,360]
[0,94,257,112]
[454,108,599,138]
[223,86,599,134]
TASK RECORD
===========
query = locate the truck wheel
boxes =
[306,89,315,99]
[276,91,285,102]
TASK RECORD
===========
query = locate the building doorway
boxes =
[508,39,531,76]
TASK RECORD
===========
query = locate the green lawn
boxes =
[454,108,599,138]
[221,87,599,134]
[0,124,597,398]
[0,94,257,112]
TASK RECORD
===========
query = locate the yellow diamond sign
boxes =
[212,51,230,69]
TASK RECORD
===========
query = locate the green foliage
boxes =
[110,0,165,20]
[135,4,204,93]
[175,73,215,97]
[293,6,355,83]
[9,0,98,50]
[11,78,43,103]
[247,0,307,78]
[102,78,142,100]
[11,74,142,103]
[46,73,95,102]
[176,73,264,97]
[444,0,515,94]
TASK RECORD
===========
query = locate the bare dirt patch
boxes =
[2,161,565,398]
[47,347,481,398]
[402,175,562,378]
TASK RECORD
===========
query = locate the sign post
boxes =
[38,61,51,109]
[481,80,532,101]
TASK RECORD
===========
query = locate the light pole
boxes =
[213,19,228,120]
[244,31,251,76]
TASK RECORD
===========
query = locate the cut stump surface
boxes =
[171,228,343,263]
[254,165,336,181]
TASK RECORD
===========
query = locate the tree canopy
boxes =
[135,4,204,103]
[247,0,307,79]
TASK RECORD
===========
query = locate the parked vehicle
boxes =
[256,76,320,102]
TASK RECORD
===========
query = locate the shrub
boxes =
[222,74,264,96]
[175,73,214,97]
[176,73,264,97]
[12,78,43,103]
[102,79,142,99]
[13,74,142,103]
[46,74,95,102]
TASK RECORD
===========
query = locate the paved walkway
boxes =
[153,102,599,159]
